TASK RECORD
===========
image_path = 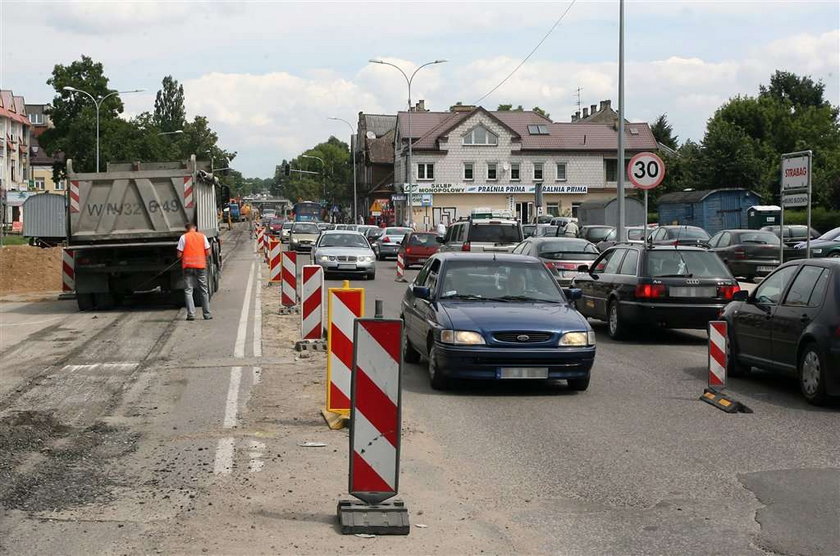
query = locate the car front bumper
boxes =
[316,260,375,274]
[434,342,595,381]
[620,300,726,329]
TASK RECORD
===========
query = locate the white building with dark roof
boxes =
[393,104,658,226]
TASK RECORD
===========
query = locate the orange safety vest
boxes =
[180,231,208,269]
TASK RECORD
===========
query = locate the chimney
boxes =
[590,104,597,114]
[602,100,611,111]
[582,107,589,118]
[571,113,578,122]
[415,99,426,112]
[450,103,476,112]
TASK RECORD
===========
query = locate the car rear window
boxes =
[585,227,612,242]
[538,240,599,260]
[817,227,840,241]
[408,234,437,246]
[665,227,710,240]
[645,250,731,278]
[385,227,412,235]
[737,231,780,245]
[468,223,522,243]
[293,223,320,234]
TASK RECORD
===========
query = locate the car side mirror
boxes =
[563,287,583,301]
[412,286,431,300]
[576,264,589,272]
[732,290,749,302]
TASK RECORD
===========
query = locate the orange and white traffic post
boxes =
[268,238,282,283]
[700,320,752,413]
[280,250,298,308]
[299,265,324,340]
[395,252,406,282]
[323,282,364,428]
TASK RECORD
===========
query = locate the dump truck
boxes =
[66,155,222,311]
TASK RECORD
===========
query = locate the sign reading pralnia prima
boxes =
[405,183,588,194]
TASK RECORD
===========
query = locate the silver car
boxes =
[312,231,377,280]
[373,227,412,260]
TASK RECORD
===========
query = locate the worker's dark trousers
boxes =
[183,267,211,318]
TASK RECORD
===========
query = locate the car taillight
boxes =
[405,247,412,254]
[635,284,666,298]
[717,285,740,300]
[557,262,578,270]
[79,257,92,265]
[461,242,471,252]
[382,236,390,243]
[733,248,746,259]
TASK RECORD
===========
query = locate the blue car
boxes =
[401,253,596,390]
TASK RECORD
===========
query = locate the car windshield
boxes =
[817,227,840,241]
[439,261,562,302]
[319,233,368,248]
[408,234,438,246]
[586,227,613,242]
[538,240,599,260]
[385,227,412,236]
[646,251,731,278]
[282,222,294,229]
[534,225,558,236]
[270,219,284,226]
[468,223,522,243]
[293,223,320,234]
[627,228,647,241]
[665,227,710,240]
[737,231,780,245]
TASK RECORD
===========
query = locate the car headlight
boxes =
[559,331,595,346]
[319,255,330,262]
[812,249,822,253]
[440,330,485,345]
[360,256,374,262]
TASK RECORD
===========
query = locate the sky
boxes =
[1,1,838,178]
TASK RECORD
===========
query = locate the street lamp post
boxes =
[157,129,184,137]
[62,86,144,172]
[368,58,447,227]
[328,116,358,223]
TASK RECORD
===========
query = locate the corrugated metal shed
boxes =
[578,197,645,226]
[23,193,66,238]
[657,188,762,234]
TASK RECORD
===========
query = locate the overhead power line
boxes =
[474,0,578,106]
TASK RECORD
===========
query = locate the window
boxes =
[417,163,434,180]
[592,250,616,274]
[547,202,560,216]
[605,159,617,182]
[487,163,497,181]
[619,249,639,275]
[527,124,549,135]
[555,162,567,181]
[533,162,543,181]
[10,160,16,182]
[753,266,798,305]
[571,203,581,218]
[464,162,474,180]
[28,113,44,125]
[510,163,520,181]
[55,180,65,191]
[463,126,498,146]
[718,232,731,248]
[784,266,827,307]
[34,178,45,191]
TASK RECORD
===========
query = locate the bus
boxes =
[292,201,322,222]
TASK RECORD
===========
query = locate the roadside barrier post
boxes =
[322,282,364,429]
[279,250,298,312]
[60,248,76,299]
[395,252,406,282]
[256,227,265,253]
[295,265,326,352]
[337,303,409,535]
[700,321,752,414]
[263,232,270,264]
[268,238,282,284]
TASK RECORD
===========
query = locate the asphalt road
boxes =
[0,231,837,555]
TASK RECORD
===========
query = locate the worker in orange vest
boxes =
[177,222,212,321]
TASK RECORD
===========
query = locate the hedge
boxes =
[782,208,840,233]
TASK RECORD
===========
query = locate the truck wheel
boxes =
[212,264,220,293]
[94,292,114,310]
[77,293,95,311]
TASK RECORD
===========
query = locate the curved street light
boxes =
[328,116,358,223]
[62,86,145,171]
[157,129,184,136]
[368,59,447,226]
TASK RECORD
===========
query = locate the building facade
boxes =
[393,105,658,227]
[26,104,65,194]
[1,90,32,226]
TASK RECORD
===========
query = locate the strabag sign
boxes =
[406,183,588,194]
[782,156,809,191]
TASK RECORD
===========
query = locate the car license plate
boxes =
[500,367,549,379]
[669,287,715,297]
[338,264,355,270]
[417,258,427,264]
[757,265,774,273]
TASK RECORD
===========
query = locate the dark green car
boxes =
[792,227,840,259]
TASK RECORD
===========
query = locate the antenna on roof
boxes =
[575,87,583,114]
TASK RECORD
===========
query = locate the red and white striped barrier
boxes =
[300,265,324,340]
[708,320,727,390]
[326,286,365,415]
[281,251,298,307]
[268,238,282,283]
[183,176,194,208]
[62,248,75,292]
[256,227,265,253]
[395,252,406,282]
[262,232,270,263]
[69,181,80,213]
[349,318,403,503]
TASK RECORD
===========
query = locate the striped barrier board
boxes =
[62,248,75,292]
[69,181,80,213]
[256,227,265,252]
[281,251,298,307]
[395,252,406,282]
[268,238,282,283]
[183,176,194,208]
[300,265,324,340]
[263,233,270,263]
[708,320,727,390]
[349,318,403,505]
[326,287,365,415]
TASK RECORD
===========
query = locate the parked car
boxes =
[289,222,321,252]
[549,216,578,228]
[399,232,440,268]
[357,225,379,239]
[267,218,284,236]
[791,226,840,259]
[364,226,384,246]
[533,225,559,237]
[439,218,523,253]
[316,222,330,231]
[722,258,840,405]
[573,245,740,339]
[373,227,413,260]
[759,225,820,247]
[708,229,781,280]
[522,224,537,239]
[648,225,711,247]
[579,225,614,244]
[279,221,294,243]
[513,237,600,286]
[596,226,649,251]
[312,231,376,279]
[401,253,595,390]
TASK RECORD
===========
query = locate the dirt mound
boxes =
[0,245,63,294]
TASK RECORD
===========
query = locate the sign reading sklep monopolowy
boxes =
[782,155,810,191]
[406,183,588,195]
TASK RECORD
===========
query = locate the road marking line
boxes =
[234,261,256,358]
[253,264,263,358]
[213,437,235,474]
[223,366,242,429]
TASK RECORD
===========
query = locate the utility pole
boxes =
[616,0,626,243]
[575,87,583,114]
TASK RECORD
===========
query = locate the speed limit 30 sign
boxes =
[628,152,666,190]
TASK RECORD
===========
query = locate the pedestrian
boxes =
[436,221,446,236]
[563,219,579,238]
[177,222,212,321]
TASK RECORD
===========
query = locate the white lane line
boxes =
[234,261,256,358]
[223,366,242,429]
[253,264,263,358]
[213,437,235,475]
[253,366,262,385]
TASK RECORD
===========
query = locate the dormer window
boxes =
[528,124,549,135]
[463,125,498,146]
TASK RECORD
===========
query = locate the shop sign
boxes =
[406,184,588,195]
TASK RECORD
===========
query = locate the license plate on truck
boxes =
[500,367,549,379]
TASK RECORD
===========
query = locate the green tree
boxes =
[497,104,513,111]
[759,70,829,110]
[650,114,678,150]
[532,106,550,119]
[154,75,187,132]
[282,137,352,208]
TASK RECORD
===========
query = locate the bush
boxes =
[782,207,840,233]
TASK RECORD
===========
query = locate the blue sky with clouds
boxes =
[2,1,838,177]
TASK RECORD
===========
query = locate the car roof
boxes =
[609,244,710,252]
[524,237,591,244]
[582,225,613,229]
[321,230,364,236]
[658,225,705,229]
[779,258,840,269]
[432,252,540,263]
[468,219,519,225]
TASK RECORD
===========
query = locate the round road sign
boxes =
[627,152,666,190]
